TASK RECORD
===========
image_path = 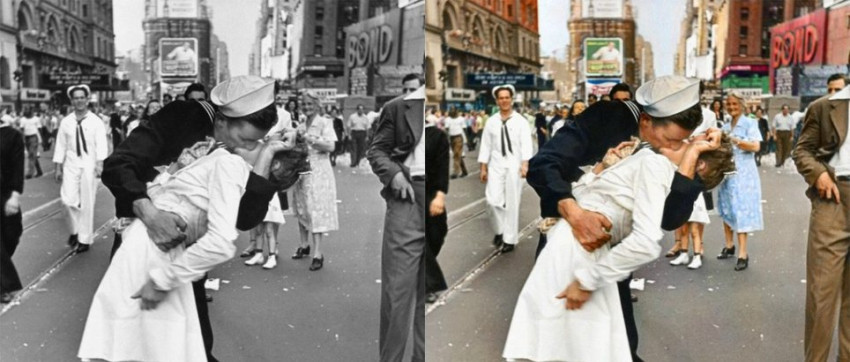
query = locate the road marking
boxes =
[426,218,539,315]
[21,183,108,231]
[1,217,115,316]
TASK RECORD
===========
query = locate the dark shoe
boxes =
[0,292,13,304]
[450,174,459,179]
[25,175,33,180]
[75,243,90,253]
[493,234,504,247]
[292,246,311,259]
[426,292,439,304]
[461,171,468,178]
[206,294,213,302]
[35,171,43,177]
[735,257,749,271]
[500,243,515,253]
[309,256,324,271]
[631,294,638,303]
[67,234,79,247]
[239,246,260,258]
[665,245,683,258]
[717,246,736,259]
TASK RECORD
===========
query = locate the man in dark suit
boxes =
[534,105,548,147]
[528,76,718,361]
[367,79,425,362]
[102,76,280,362]
[793,83,850,362]
[425,118,449,303]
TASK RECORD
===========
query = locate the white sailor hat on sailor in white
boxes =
[491,84,516,99]
[210,75,275,117]
[67,84,91,99]
[635,75,700,118]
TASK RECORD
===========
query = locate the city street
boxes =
[426,149,840,362]
[0,149,390,361]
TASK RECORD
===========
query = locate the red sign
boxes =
[770,9,827,69]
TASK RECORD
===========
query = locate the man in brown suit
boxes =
[793,83,850,362]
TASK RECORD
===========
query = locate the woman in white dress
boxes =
[503,133,734,362]
[78,110,291,362]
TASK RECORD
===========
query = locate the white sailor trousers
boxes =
[485,164,523,245]
[60,164,97,245]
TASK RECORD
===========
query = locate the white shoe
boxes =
[245,252,264,266]
[670,252,690,266]
[262,254,277,269]
[687,254,703,269]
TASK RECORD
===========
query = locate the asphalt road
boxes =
[426,149,840,362]
[0,150,390,362]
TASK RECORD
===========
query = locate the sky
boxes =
[113,0,263,77]
[538,0,687,77]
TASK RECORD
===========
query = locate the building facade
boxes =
[1,0,18,109]
[426,0,542,108]
[12,0,120,110]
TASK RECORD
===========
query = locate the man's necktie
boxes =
[501,119,513,157]
[75,118,88,157]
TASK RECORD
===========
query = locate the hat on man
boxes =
[635,75,700,118]
[210,75,275,117]
[67,84,91,99]
[492,84,516,99]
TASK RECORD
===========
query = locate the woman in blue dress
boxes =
[717,91,763,271]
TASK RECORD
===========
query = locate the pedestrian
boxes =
[39,110,54,151]
[425,114,449,304]
[609,83,633,101]
[101,76,281,361]
[526,76,712,361]
[445,108,467,179]
[329,107,345,167]
[18,109,43,179]
[291,92,338,271]
[244,192,286,269]
[794,82,850,362]
[710,99,727,128]
[771,104,795,167]
[465,110,478,151]
[184,82,208,102]
[534,104,549,148]
[755,107,770,166]
[0,117,24,304]
[53,85,108,254]
[162,93,173,105]
[716,91,763,271]
[368,81,425,362]
[79,78,288,362]
[479,84,533,254]
[347,104,370,168]
[566,99,586,124]
[129,99,162,135]
[550,104,571,137]
[588,93,598,105]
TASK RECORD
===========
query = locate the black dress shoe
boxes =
[500,244,515,253]
[493,234,504,246]
[460,171,468,178]
[735,257,749,271]
[67,234,79,247]
[450,174,459,179]
[309,256,324,271]
[75,243,90,253]
[717,246,736,259]
[206,294,213,302]
[426,292,439,304]
[292,246,311,259]
[0,292,13,304]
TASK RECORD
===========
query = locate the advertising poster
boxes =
[584,38,623,77]
[160,38,198,77]
[586,78,622,100]
[582,0,624,18]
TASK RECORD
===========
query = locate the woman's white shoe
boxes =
[670,252,690,266]
[687,254,703,269]
[262,254,277,269]
[245,252,264,266]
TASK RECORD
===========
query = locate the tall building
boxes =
[0,0,17,109]
[249,0,295,82]
[12,0,121,109]
[210,34,229,84]
[567,0,651,100]
[425,0,542,108]
[143,0,225,100]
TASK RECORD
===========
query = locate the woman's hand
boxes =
[556,280,592,310]
[131,278,168,311]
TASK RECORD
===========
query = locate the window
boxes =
[315,26,323,43]
[21,65,33,88]
[83,4,88,17]
[741,7,749,20]
[425,57,435,88]
[740,26,748,39]
[527,5,534,25]
[316,3,324,21]
[447,65,458,87]
[314,43,323,55]
[442,8,454,30]
[739,44,748,55]
[507,4,513,17]
[0,57,9,89]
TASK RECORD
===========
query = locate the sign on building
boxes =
[582,0,624,18]
[21,88,50,102]
[585,78,621,100]
[148,0,200,18]
[345,9,401,70]
[465,73,536,88]
[445,88,476,102]
[41,73,111,89]
[375,64,423,97]
[584,38,624,77]
[160,38,198,77]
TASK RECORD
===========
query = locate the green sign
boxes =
[584,38,623,77]
[721,74,769,93]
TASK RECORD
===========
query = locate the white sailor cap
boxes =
[210,75,275,118]
[635,75,700,118]
[67,84,91,99]
[491,84,516,99]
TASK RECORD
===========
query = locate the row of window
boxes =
[18,5,113,60]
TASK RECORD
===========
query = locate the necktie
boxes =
[75,118,88,157]
[501,119,513,157]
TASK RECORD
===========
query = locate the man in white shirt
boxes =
[772,104,796,167]
[479,84,533,253]
[367,83,425,362]
[794,84,850,362]
[53,84,108,253]
[348,105,371,167]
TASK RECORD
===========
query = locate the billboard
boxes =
[466,73,536,88]
[769,9,827,69]
[582,0,624,18]
[584,38,623,77]
[149,0,200,18]
[160,38,198,77]
[345,9,401,70]
[586,78,621,100]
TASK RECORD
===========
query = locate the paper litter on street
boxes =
[204,278,220,291]
[629,278,645,291]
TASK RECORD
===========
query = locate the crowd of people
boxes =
[425,72,850,361]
